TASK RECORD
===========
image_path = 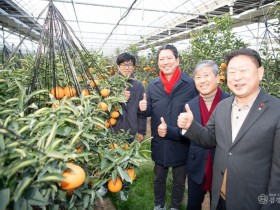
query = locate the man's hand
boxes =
[137,134,145,143]
[139,93,147,111]
[124,87,130,101]
[177,104,194,130]
[158,117,167,137]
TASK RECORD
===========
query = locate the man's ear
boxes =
[258,67,264,81]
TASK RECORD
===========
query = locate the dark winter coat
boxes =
[112,76,147,137]
[187,91,230,185]
[143,73,198,167]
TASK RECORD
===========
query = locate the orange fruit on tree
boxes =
[100,88,110,97]
[60,163,86,190]
[98,102,108,112]
[90,80,99,88]
[109,118,117,126]
[142,80,148,87]
[127,169,136,181]
[105,120,111,128]
[108,177,122,193]
[64,86,76,98]
[111,111,120,119]
[122,143,129,149]
[82,89,90,96]
[109,143,118,149]
[220,63,227,69]
[50,86,65,99]
[76,146,83,153]
[143,66,151,71]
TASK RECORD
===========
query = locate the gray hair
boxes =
[192,60,219,77]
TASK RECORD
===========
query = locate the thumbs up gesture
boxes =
[139,93,147,111]
[177,104,194,130]
[158,117,167,137]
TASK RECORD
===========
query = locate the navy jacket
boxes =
[113,77,147,136]
[143,73,198,167]
[187,91,230,185]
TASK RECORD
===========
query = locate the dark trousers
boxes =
[187,177,209,210]
[216,196,226,210]
[154,163,187,209]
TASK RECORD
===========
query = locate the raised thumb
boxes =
[185,104,191,112]
[160,117,166,125]
[143,93,147,100]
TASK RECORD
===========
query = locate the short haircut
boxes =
[116,52,136,66]
[225,48,262,67]
[193,60,219,77]
[156,44,179,60]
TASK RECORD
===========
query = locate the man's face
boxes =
[227,55,264,101]
[118,61,134,77]
[158,49,179,78]
[194,66,219,97]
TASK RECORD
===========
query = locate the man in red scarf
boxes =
[184,60,230,210]
[139,45,198,210]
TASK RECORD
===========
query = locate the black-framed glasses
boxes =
[120,63,133,67]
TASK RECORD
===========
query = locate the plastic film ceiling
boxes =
[0,0,278,56]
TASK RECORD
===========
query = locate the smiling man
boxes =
[139,44,198,210]
[177,48,280,210]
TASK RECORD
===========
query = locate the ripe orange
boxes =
[100,88,110,97]
[76,146,83,153]
[122,143,129,149]
[60,163,86,190]
[64,86,76,98]
[105,120,111,128]
[90,80,99,88]
[109,143,118,149]
[220,63,227,69]
[82,89,90,96]
[50,86,65,99]
[109,118,117,126]
[127,169,136,181]
[98,102,108,112]
[88,67,94,73]
[142,80,148,87]
[111,111,120,119]
[143,66,151,71]
[108,177,122,193]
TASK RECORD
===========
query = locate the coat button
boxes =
[228,152,232,156]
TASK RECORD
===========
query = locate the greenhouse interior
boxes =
[0,0,279,210]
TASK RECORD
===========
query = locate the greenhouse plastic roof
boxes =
[0,0,278,56]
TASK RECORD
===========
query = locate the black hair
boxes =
[116,52,136,66]
[225,48,262,67]
[156,44,179,60]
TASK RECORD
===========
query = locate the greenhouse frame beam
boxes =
[137,1,277,51]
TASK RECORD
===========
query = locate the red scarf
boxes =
[160,67,182,94]
[199,87,222,192]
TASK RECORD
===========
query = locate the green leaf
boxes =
[0,188,10,210]
[35,173,64,183]
[13,198,28,210]
[83,194,90,209]
[13,177,33,201]
[117,166,131,183]
[27,190,49,206]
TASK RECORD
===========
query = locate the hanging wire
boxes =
[99,0,138,50]
[70,0,83,41]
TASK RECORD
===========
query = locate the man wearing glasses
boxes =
[98,52,147,201]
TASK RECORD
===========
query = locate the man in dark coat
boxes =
[185,60,230,210]
[178,48,280,210]
[139,45,198,210]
